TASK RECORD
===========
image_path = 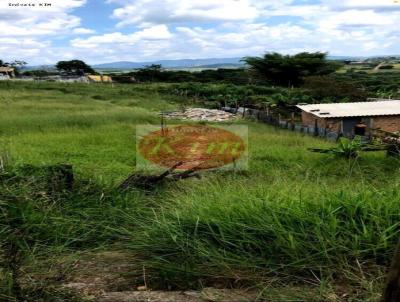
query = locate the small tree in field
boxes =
[56,60,95,76]
[136,64,163,82]
[8,61,27,75]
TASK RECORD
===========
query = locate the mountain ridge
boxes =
[92,58,244,69]
[23,55,400,70]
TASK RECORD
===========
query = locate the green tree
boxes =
[56,60,95,76]
[7,60,27,75]
[379,65,394,70]
[243,52,342,87]
[7,60,27,69]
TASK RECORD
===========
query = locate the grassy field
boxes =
[0,81,399,301]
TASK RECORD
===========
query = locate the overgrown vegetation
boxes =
[16,52,400,106]
[332,71,400,99]
[157,82,313,108]
[111,65,250,85]
[0,82,399,301]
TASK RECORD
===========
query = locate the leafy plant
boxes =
[332,137,363,158]
[310,136,363,159]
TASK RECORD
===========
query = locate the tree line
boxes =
[112,52,343,87]
[4,52,399,104]
[8,52,341,86]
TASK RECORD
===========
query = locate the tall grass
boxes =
[0,163,156,301]
[0,81,399,301]
[127,177,399,286]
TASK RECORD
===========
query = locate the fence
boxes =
[0,74,10,81]
[222,107,369,142]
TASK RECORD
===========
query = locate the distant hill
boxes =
[23,55,400,71]
[22,65,56,71]
[92,58,243,69]
[93,56,378,70]
[327,55,368,61]
[194,63,244,69]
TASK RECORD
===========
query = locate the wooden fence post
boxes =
[382,239,400,302]
[314,119,318,137]
[291,112,295,131]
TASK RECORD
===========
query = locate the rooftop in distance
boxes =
[296,100,400,118]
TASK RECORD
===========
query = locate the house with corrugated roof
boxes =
[87,75,113,83]
[0,67,15,79]
[297,100,400,137]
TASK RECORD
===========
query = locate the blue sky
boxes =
[0,0,399,65]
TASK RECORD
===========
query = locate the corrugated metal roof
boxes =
[0,67,14,72]
[297,100,400,118]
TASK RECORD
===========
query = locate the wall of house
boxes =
[301,112,341,133]
[301,112,400,134]
[372,116,400,133]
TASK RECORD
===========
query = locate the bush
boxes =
[379,65,394,70]
[304,76,369,102]
[158,83,311,108]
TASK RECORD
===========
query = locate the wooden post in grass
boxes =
[314,119,318,137]
[291,112,295,131]
[161,112,166,137]
[382,239,400,302]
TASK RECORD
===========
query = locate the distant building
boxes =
[348,61,367,65]
[87,75,113,83]
[297,100,400,137]
[50,75,89,83]
[0,67,15,80]
[35,74,113,83]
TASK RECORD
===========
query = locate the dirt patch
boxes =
[20,250,373,302]
[99,288,258,302]
[61,251,138,298]
[163,108,236,122]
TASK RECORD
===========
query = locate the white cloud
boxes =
[67,22,321,63]
[71,25,172,48]
[318,9,396,29]
[0,0,87,63]
[138,25,173,39]
[0,37,51,61]
[0,0,86,37]
[73,27,96,34]
[109,0,259,27]
[324,0,400,11]
[0,0,399,65]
